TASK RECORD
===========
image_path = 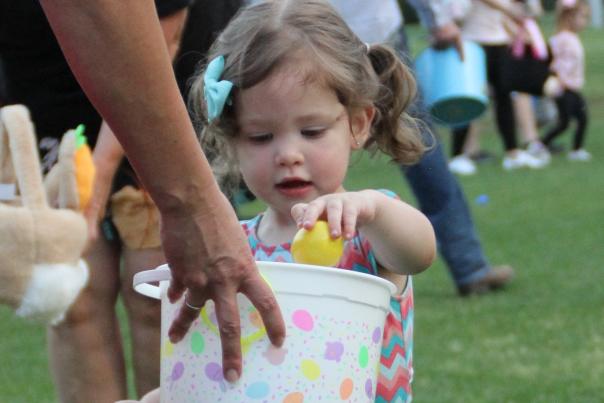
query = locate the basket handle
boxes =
[132,264,171,300]
[0,105,48,209]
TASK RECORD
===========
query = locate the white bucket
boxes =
[133,261,395,402]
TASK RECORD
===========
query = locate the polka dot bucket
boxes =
[134,261,395,402]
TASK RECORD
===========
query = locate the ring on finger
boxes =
[184,298,203,311]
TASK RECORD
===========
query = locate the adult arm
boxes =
[408,0,465,58]
[39,0,285,381]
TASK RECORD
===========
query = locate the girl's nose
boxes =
[274,139,304,166]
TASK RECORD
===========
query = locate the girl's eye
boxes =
[247,133,272,143]
[301,127,327,138]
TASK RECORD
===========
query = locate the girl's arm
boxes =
[292,190,436,275]
[356,190,436,275]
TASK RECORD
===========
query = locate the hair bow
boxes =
[204,56,234,122]
[561,0,577,8]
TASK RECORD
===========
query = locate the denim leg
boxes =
[403,142,491,286]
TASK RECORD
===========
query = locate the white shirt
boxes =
[328,0,403,44]
[462,0,513,45]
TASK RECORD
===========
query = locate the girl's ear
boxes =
[350,106,375,149]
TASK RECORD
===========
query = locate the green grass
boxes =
[1,15,603,402]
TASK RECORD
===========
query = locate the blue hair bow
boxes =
[204,56,234,122]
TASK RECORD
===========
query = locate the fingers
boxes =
[325,198,343,238]
[212,288,243,382]
[341,202,358,239]
[167,277,186,303]
[168,292,209,343]
[291,203,308,226]
[242,274,286,348]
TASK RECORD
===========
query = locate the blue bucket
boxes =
[415,41,488,127]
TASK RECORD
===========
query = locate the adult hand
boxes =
[161,190,285,382]
[432,22,464,61]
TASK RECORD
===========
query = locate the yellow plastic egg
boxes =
[291,220,344,266]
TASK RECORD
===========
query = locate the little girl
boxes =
[194,1,435,401]
[126,1,436,401]
[541,0,591,161]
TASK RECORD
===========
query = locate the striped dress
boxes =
[241,206,414,402]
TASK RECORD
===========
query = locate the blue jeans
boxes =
[403,142,491,286]
[392,25,492,287]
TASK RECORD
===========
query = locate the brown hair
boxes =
[190,0,426,191]
[556,0,589,32]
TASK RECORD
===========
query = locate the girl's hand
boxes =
[291,190,379,240]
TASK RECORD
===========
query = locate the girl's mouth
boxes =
[275,179,313,197]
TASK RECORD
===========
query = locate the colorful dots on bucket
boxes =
[263,344,288,365]
[292,309,314,331]
[245,381,270,399]
[170,362,184,382]
[324,341,344,362]
[162,340,174,358]
[190,331,205,355]
[365,379,373,398]
[358,345,369,368]
[300,359,321,381]
[204,362,224,382]
[204,362,227,392]
[339,378,353,400]
[283,392,304,403]
[372,327,382,343]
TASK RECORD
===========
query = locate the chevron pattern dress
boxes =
[241,210,414,402]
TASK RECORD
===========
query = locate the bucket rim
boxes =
[133,261,397,299]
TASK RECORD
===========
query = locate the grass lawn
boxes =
[1,13,603,403]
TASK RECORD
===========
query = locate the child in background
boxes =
[126,1,436,402]
[542,0,591,160]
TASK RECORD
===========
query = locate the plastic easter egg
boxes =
[291,221,343,266]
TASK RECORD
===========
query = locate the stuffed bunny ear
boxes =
[44,130,79,210]
[0,118,17,186]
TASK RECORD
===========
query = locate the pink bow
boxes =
[561,0,578,8]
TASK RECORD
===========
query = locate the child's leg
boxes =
[542,92,571,146]
[514,93,540,144]
[121,246,164,397]
[48,233,127,402]
[451,125,470,156]
[570,91,588,150]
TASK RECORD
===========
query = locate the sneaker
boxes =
[449,155,477,175]
[502,150,547,170]
[526,141,551,165]
[567,149,592,161]
[468,150,496,163]
[458,265,515,296]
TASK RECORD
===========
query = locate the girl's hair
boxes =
[190,0,426,192]
[556,0,589,31]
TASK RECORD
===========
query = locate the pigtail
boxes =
[366,44,428,165]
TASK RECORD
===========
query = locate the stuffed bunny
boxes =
[0,105,89,324]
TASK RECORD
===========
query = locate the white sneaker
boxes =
[449,155,477,175]
[502,150,547,170]
[567,149,592,161]
[526,141,551,165]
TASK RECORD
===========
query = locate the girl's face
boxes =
[571,6,590,32]
[234,61,373,220]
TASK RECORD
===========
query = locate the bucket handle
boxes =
[132,264,171,300]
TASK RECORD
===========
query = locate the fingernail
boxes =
[331,230,340,238]
[274,336,285,347]
[225,369,240,383]
[168,330,182,344]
